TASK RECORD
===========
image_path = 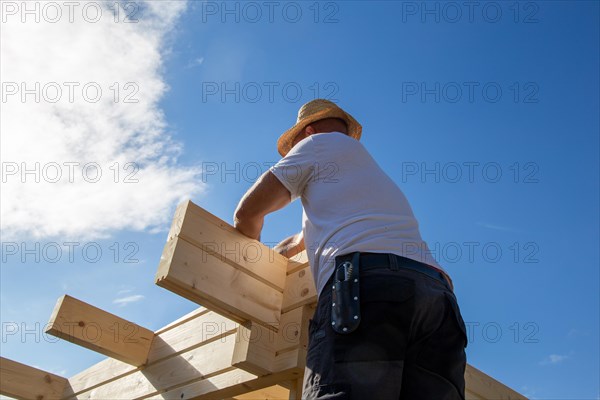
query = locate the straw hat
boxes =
[277,99,362,157]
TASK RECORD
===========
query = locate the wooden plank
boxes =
[168,200,287,292]
[72,332,239,399]
[231,304,313,376]
[148,312,238,364]
[286,252,308,275]
[154,307,209,335]
[66,310,238,397]
[271,306,313,374]
[287,379,304,400]
[156,237,283,327]
[272,348,305,374]
[231,385,289,400]
[151,368,302,400]
[65,357,135,399]
[275,305,313,353]
[147,368,256,400]
[281,266,317,313]
[45,295,154,366]
[0,357,69,400]
[465,389,485,400]
[465,364,528,400]
[231,322,276,375]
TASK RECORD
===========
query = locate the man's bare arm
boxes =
[274,231,305,258]
[233,171,291,240]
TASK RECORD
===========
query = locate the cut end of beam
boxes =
[45,295,154,367]
[156,236,283,328]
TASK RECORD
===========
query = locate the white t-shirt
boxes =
[269,132,446,296]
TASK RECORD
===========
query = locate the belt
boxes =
[335,252,451,289]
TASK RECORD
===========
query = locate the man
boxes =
[234,99,467,399]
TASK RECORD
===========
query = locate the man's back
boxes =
[270,131,445,296]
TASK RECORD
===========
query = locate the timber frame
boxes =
[1,200,527,400]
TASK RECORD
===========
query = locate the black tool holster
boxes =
[331,252,361,334]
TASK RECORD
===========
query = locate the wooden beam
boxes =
[65,309,238,397]
[282,265,317,313]
[71,333,302,400]
[231,304,314,376]
[156,236,283,327]
[73,332,240,399]
[154,307,209,335]
[275,305,313,354]
[231,321,276,375]
[465,364,528,400]
[272,348,306,374]
[286,252,309,275]
[165,200,287,291]
[45,295,154,367]
[150,368,258,400]
[287,379,304,400]
[231,384,290,400]
[148,311,238,364]
[0,357,69,400]
[152,368,302,400]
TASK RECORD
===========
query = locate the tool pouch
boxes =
[331,252,361,334]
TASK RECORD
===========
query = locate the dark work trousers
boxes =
[302,254,468,400]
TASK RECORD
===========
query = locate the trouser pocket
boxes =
[333,272,415,363]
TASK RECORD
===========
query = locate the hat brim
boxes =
[277,107,362,157]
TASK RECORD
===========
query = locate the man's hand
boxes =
[233,171,291,240]
[273,231,305,258]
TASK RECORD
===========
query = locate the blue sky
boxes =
[1,1,598,399]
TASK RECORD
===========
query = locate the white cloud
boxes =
[186,56,205,69]
[113,294,144,306]
[539,353,569,365]
[1,0,202,241]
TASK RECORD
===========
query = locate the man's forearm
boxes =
[274,232,305,258]
[233,213,263,241]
